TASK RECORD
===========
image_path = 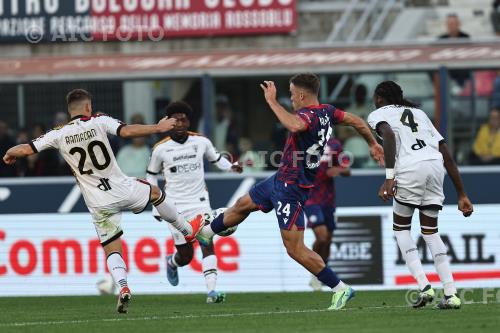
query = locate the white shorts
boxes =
[169,204,212,246]
[395,159,445,210]
[88,179,151,245]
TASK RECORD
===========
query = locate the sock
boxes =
[315,266,342,290]
[422,233,456,296]
[168,255,179,269]
[155,199,192,236]
[107,252,128,290]
[202,255,218,293]
[210,213,228,234]
[394,230,430,290]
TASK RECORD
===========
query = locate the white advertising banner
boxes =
[0,204,499,296]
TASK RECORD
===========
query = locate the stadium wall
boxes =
[0,170,500,296]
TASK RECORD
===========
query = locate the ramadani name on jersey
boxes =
[65,129,97,145]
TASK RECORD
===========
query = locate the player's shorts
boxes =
[249,173,310,231]
[88,178,151,246]
[395,159,445,210]
[304,205,337,231]
[169,204,212,246]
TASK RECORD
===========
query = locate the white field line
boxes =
[0,301,496,328]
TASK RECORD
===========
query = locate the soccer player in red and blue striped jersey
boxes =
[198,73,384,310]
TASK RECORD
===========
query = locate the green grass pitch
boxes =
[0,289,498,333]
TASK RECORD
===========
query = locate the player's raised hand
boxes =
[3,153,16,165]
[369,143,385,166]
[458,195,473,217]
[231,162,243,174]
[378,179,396,202]
[260,81,277,104]
[157,116,177,132]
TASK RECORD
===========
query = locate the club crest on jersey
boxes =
[319,116,330,126]
[193,146,198,153]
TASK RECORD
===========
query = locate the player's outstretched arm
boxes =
[260,81,307,133]
[2,143,35,165]
[341,112,384,165]
[377,122,397,201]
[119,117,176,138]
[439,142,474,217]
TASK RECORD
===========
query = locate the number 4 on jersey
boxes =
[400,109,418,132]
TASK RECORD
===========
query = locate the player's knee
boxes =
[315,234,331,247]
[284,242,304,261]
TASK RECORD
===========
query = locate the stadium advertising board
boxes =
[0,0,296,43]
[0,205,499,296]
[330,216,383,285]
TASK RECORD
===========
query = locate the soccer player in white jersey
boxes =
[147,101,242,304]
[367,81,474,309]
[2,89,204,313]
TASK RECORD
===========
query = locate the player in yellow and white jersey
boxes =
[368,81,473,310]
[147,101,242,304]
[2,89,204,313]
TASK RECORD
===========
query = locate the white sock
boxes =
[394,230,430,290]
[168,255,179,269]
[422,233,456,296]
[202,255,218,293]
[107,252,128,290]
[332,280,347,292]
[155,200,192,236]
[201,224,216,238]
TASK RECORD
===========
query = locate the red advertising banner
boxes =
[90,0,297,40]
[0,0,296,42]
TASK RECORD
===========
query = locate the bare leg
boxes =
[311,225,333,264]
[280,226,326,275]
[222,194,260,227]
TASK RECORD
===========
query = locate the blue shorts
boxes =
[304,205,336,231]
[249,174,310,230]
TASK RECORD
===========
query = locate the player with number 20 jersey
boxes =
[2,89,204,314]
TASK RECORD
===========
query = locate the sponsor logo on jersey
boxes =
[170,162,202,174]
[173,154,197,162]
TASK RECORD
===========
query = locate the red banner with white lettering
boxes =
[0,0,296,42]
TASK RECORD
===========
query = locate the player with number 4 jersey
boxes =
[196,73,384,310]
[368,81,473,310]
[2,89,204,314]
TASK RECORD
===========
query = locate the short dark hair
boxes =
[165,101,193,119]
[289,73,320,95]
[374,81,420,108]
[66,89,91,107]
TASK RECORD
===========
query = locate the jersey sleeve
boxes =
[367,110,387,132]
[147,147,163,175]
[30,129,60,153]
[427,117,445,142]
[97,115,126,137]
[203,137,222,163]
[331,108,345,125]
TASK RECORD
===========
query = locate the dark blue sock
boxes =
[316,267,340,288]
[210,213,228,234]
